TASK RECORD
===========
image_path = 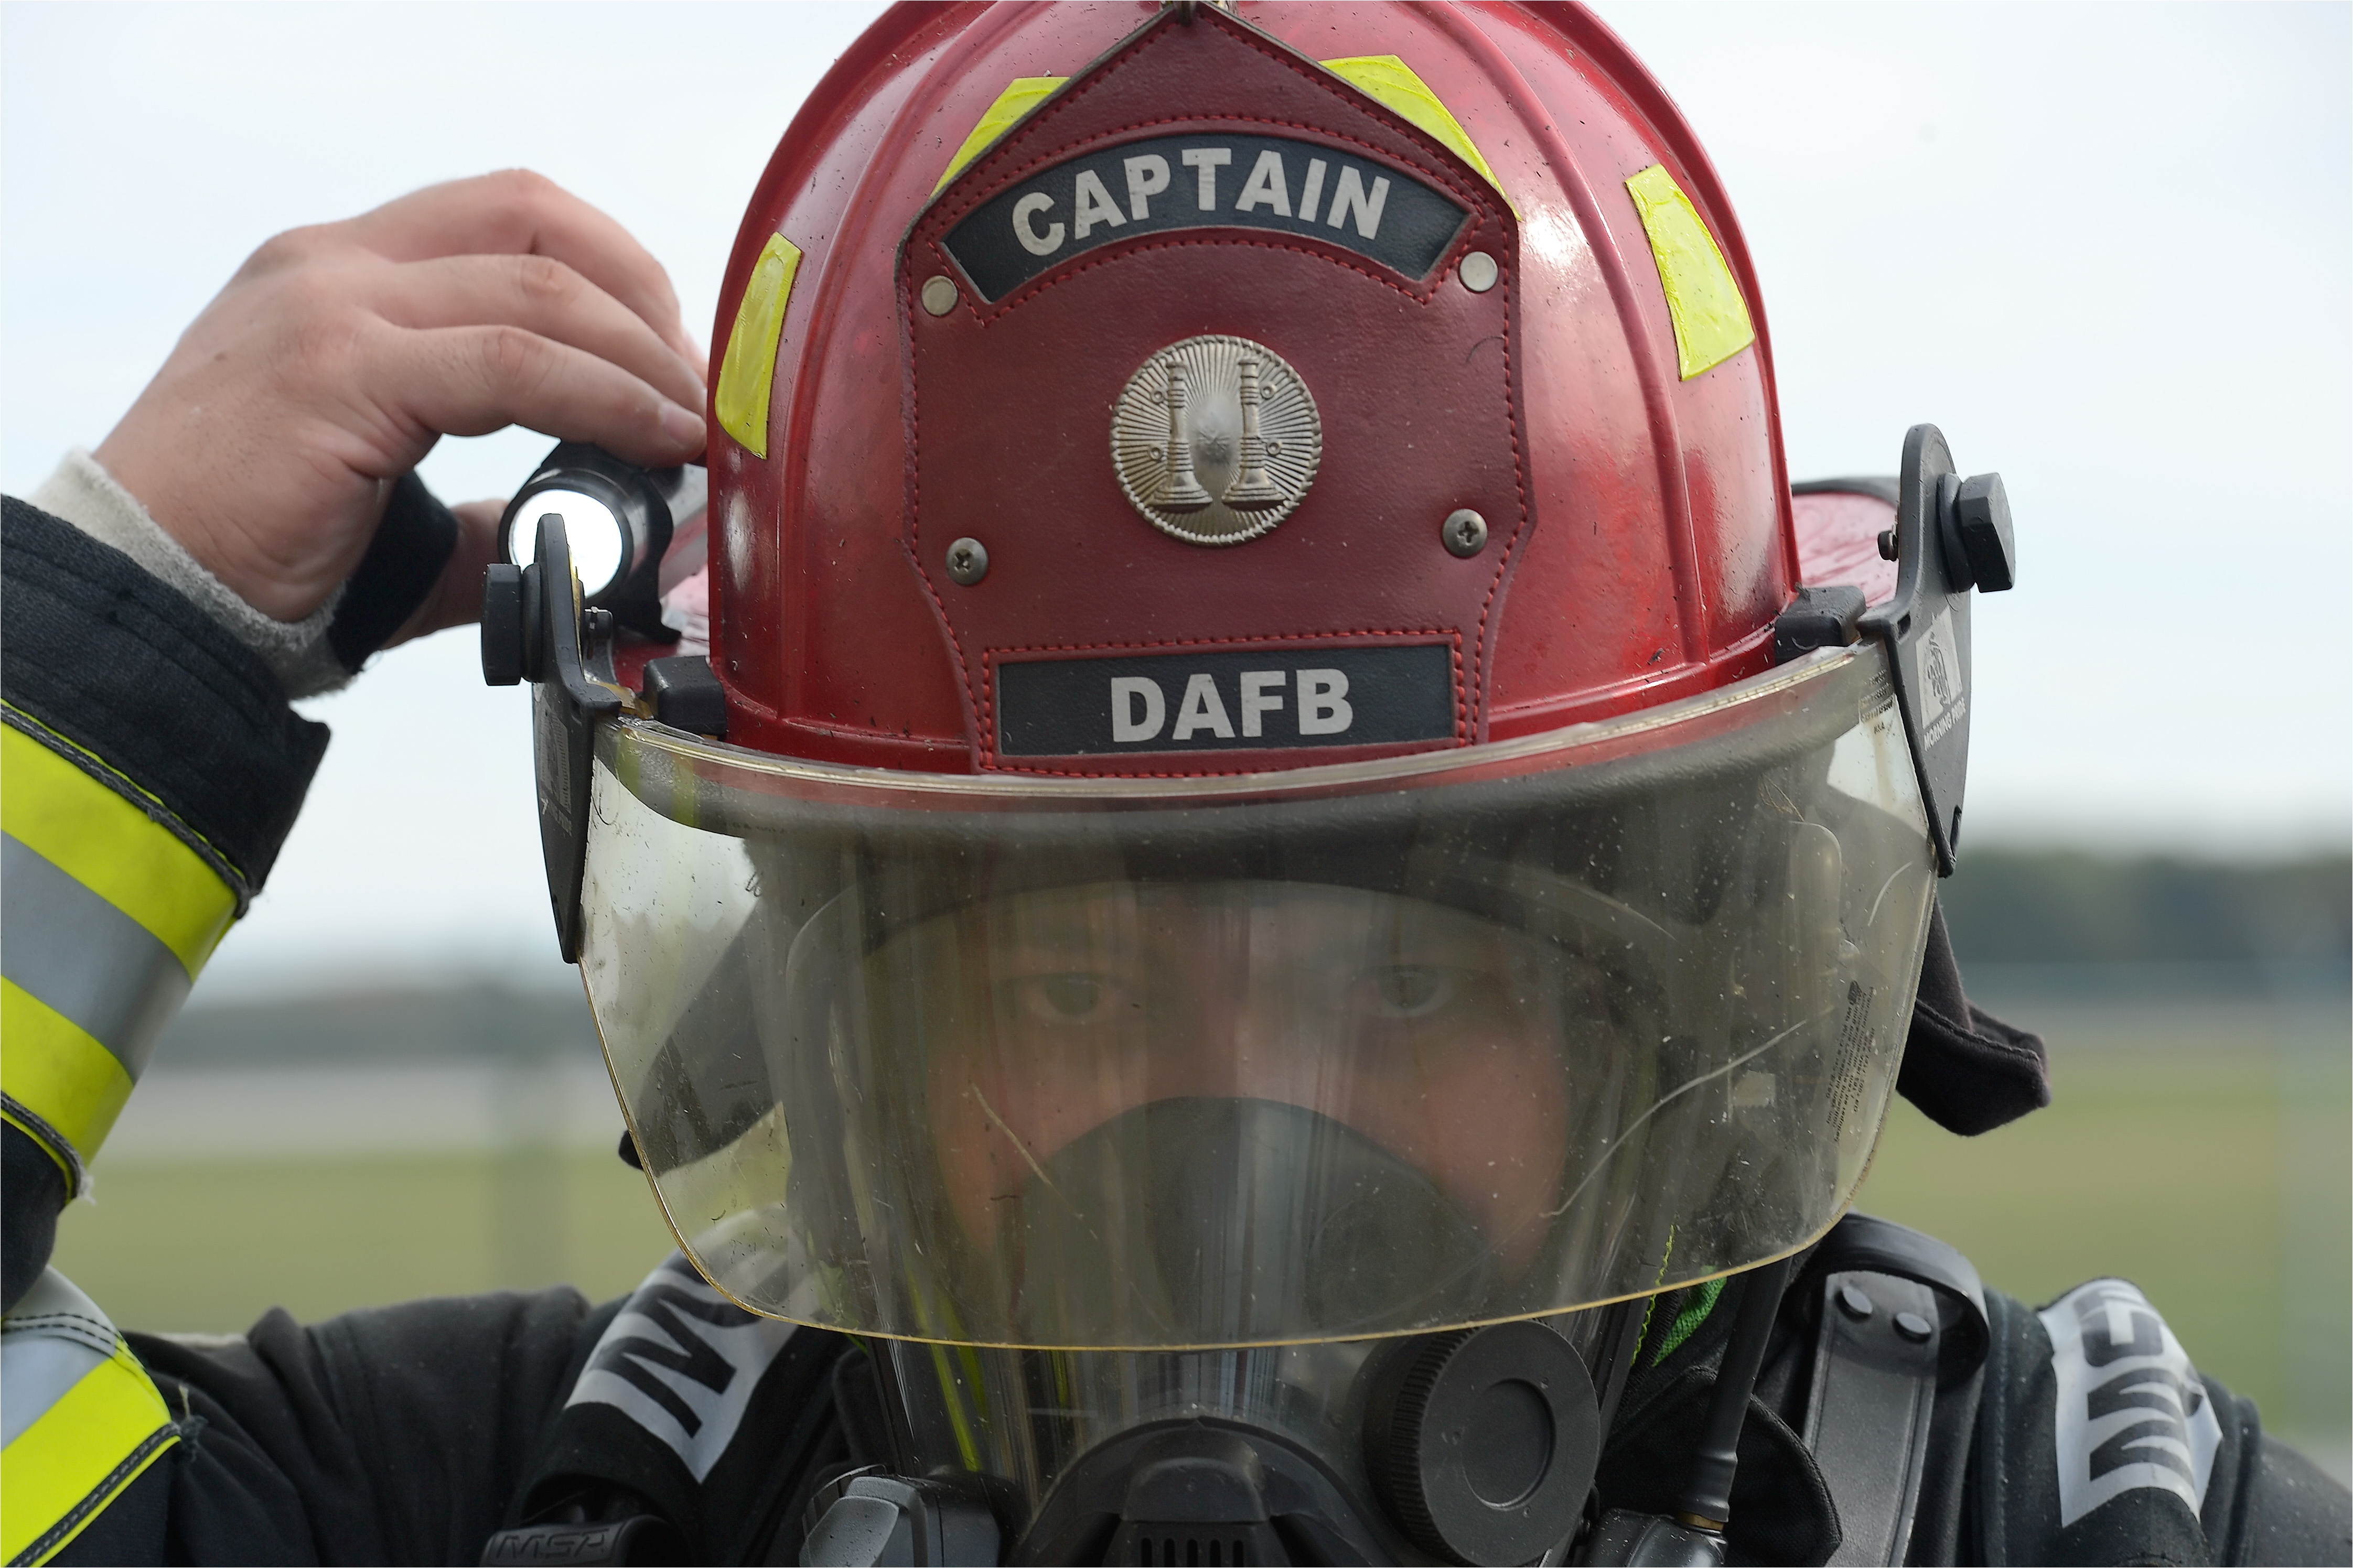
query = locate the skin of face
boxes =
[906,881,1578,1271]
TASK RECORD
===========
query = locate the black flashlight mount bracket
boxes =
[1780,426,2016,878]
[481,515,623,963]
[1858,425,2014,875]
[496,441,703,643]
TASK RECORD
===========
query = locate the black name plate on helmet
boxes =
[995,643,1458,756]
[943,133,1469,301]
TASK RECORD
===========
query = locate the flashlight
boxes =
[496,442,705,638]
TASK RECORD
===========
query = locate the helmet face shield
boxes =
[581,644,1934,1350]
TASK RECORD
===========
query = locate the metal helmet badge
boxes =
[1111,334,1321,545]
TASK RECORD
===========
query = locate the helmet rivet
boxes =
[945,536,990,585]
[1458,251,1499,293]
[920,275,960,317]
[1442,508,1489,557]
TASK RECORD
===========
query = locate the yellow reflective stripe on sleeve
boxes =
[0,982,134,1174]
[1321,55,1510,203]
[935,76,1068,192]
[0,722,234,974]
[0,1344,177,1566]
[1624,164,1756,380]
[714,233,805,460]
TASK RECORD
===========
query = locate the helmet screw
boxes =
[1876,528,1899,562]
[945,536,990,585]
[920,275,960,317]
[1458,251,1499,293]
[1442,508,1488,557]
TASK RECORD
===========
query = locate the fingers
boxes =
[380,323,706,467]
[375,252,704,415]
[341,172,700,365]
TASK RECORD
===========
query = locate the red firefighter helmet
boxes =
[703,1,1792,771]
[485,5,2013,1554]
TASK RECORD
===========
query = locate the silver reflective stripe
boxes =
[0,834,189,1080]
[1,1270,119,1447]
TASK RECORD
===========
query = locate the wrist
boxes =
[28,449,352,697]
[90,430,338,622]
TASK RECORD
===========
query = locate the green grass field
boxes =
[52,996,2349,1472]
[54,1145,679,1329]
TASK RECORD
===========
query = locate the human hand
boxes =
[94,170,707,630]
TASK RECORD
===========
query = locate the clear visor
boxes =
[581,645,1934,1350]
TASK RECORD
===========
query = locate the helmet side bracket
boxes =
[1855,423,2016,876]
[481,515,624,961]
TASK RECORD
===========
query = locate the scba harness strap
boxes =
[1799,1213,1989,1567]
[0,1272,181,1567]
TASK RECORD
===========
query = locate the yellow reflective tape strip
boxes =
[935,76,1067,192]
[0,982,134,1167]
[1321,55,1510,203]
[714,234,805,460]
[1,1344,177,1566]
[1624,164,1756,380]
[1,706,248,908]
[0,724,233,974]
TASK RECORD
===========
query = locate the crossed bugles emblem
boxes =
[1111,334,1322,545]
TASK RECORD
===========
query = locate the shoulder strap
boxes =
[1,1270,180,1566]
[1791,1212,1992,1567]
[1804,1269,1943,1566]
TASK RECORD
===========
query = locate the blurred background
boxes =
[4,2,2346,1480]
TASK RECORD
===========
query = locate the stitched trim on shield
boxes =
[901,13,1528,781]
[1469,252,1530,707]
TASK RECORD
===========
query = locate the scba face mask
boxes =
[481,3,2015,1560]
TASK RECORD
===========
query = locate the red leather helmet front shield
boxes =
[901,9,1523,774]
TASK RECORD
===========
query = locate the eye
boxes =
[1008,973,1110,1025]
[1368,965,1457,1019]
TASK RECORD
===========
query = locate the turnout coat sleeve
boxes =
[0,497,624,1565]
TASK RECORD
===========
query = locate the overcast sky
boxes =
[4,3,2346,1001]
